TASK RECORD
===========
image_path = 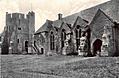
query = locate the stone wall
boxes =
[90,9,115,56]
[2,12,35,54]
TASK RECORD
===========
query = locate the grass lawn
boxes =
[1,55,119,78]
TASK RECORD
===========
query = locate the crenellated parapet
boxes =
[3,11,35,54]
[6,11,35,21]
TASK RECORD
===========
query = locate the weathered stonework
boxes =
[1,11,35,54]
[35,0,119,57]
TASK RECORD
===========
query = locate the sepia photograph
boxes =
[0,0,119,78]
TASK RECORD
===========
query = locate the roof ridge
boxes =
[89,8,114,27]
[99,9,114,23]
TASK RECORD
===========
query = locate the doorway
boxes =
[93,39,102,56]
[41,48,44,54]
[25,41,28,53]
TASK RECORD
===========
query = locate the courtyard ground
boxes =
[0,55,119,78]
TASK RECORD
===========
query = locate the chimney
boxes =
[58,13,62,20]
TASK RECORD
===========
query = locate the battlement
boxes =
[6,11,35,20]
[26,11,35,19]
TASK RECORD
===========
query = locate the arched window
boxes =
[50,32,55,50]
[76,25,81,38]
[75,25,81,50]
[61,29,66,48]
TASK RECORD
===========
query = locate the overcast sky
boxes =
[0,0,109,33]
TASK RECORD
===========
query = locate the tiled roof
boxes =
[35,20,53,34]
[52,20,63,28]
[72,16,88,29]
[90,9,114,26]
[78,0,118,23]
[35,0,118,34]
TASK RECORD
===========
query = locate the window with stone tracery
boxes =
[61,29,66,48]
[50,31,55,50]
[75,25,81,50]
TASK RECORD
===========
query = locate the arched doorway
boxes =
[25,41,28,53]
[93,39,102,56]
[61,29,66,48]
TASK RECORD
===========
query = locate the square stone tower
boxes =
[1,11,35,54]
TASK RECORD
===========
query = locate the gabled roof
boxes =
[78,0,118,23]
[52,15,78,28]
[35,22,47,34]
[89,8,116,38]
[59,22,71,34]
[98,9,114,23]
[60,22,71,30]
[62,15,78,27]
[52,20,63,28]
[72,16,89,29]
[35,0,118,34]
[51,0,117,29]
[35,20,53,34]
[52,15,88,30]
[90,9,114,27]
[60,0,118,24]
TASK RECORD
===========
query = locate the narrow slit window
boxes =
[17,39,19,43]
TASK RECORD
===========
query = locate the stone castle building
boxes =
[34,0,119,56]
[1,11,35,54]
